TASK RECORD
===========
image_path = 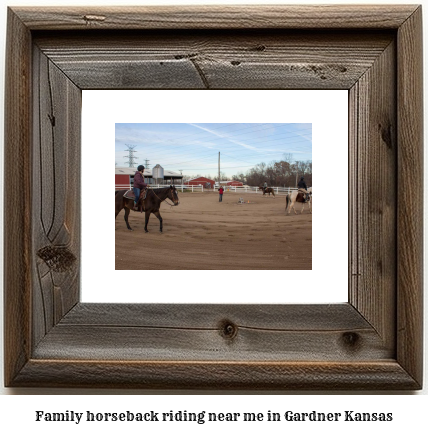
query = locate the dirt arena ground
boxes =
[115,191,312,270]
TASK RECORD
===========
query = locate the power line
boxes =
[124,144,138,168]
[116,124,312,175]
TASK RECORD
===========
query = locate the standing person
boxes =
[297,176,309,202]
[133,165,147,211]
[218,186,224,202]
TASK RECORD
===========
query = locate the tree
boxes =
[232,172,246,183]
[227,156,311,187]
[214,171,228,181]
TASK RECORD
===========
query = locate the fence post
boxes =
[202,185,204,192]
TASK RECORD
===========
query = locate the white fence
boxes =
[115,184,300,195]
[220,186,298,196]
[115,184,204,192]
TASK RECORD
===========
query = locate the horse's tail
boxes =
[285,194,290,211]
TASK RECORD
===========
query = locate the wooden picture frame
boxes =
[4,5,423,390]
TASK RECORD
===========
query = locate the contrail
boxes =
[188,123,257,151]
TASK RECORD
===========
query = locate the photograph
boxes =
[114,123,312,270]
[1,0,425,401]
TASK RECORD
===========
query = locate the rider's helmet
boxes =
[137,165,145,172]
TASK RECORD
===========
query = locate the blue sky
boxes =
[115,123,312,178]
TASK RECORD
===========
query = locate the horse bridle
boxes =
[149,188,177,207]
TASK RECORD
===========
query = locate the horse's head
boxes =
[168,185,180,206]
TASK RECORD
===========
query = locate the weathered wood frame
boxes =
[4,5,423,389]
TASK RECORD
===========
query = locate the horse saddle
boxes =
[124,189,147,202]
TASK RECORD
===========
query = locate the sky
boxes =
[115,123,312,178]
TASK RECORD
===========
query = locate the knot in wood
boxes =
[219,320,238,340]
[37,245,76,272]
[83,15,106,23]
[341,332,361,350]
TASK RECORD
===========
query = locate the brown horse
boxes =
[259,186,275,196]
[115,186,179,232]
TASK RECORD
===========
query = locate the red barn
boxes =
[219,180,244,187]
[115,174,131,190]
[185,177,215,188]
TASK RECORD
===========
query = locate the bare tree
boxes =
[229,156,311,187]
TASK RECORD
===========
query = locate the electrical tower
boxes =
[124,144,138,167]
[144,159,150,169]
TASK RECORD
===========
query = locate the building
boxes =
[221,180,244,187]
[184,177,216,188]
[115,167,183,189]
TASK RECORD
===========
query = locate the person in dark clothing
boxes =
[297,176,309,202]
[218,186,224,202]
[133,165,147,211]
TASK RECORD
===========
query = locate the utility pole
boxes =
[218,152,220,186]
[124,144,138,168]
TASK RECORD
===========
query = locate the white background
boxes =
[0,0,426,428]
[82,90,348,304]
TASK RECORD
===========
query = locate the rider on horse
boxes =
[263,181,268,192]
[297,176,309,202]
[133,165,148,211]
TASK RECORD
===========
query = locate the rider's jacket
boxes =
[134,171,147,189]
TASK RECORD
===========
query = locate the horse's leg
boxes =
[115,206,121,231]
[115,196,122,219]
[144,211,150,233]
[124,207,133,230]
[115,202,122,219]
[153,210,163,232]
[293,204,298,214]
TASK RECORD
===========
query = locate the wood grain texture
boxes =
[32,304,391,362]
[12,361,419,390]
[349,40,397,351]
[3,5,423,390]
[12,5,419,30]
[396,6,423,387]
[3,8,32,388]
[34,31,394,90]
[32,47,81,348]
